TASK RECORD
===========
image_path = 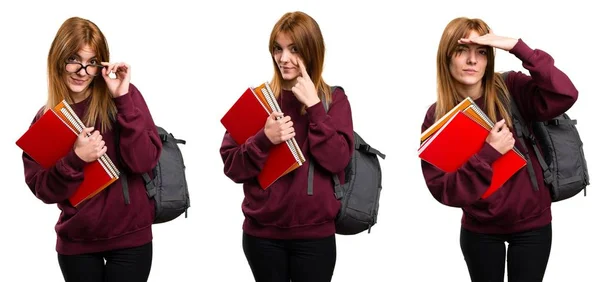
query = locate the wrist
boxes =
[506,38,518,51]
[306,97,320,107]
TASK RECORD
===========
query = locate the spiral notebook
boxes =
[220,82,305,189]
[16,100,120,207]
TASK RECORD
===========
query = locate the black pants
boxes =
[242,233,337,282]
[460,223,552,282]
[57,242,153,282]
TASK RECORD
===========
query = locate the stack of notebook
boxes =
[418,97,527,199]
[221,82,305,189]
[16,100,120,206]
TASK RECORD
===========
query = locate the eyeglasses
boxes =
[65,62,105,76]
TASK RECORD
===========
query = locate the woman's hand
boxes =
[486,119,515,154]
[458,30,518,51]
[264,111,295,145]
[291,59,320,107]
[101,62,131,97]
[74,127,107,162]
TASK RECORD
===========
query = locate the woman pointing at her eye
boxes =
[220,11,354,282]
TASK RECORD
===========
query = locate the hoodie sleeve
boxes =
[113,84,162,174]
[505,39,579,122]
[220,129,274,183]
[306,87,354,174]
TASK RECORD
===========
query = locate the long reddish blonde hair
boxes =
[435,17,512,127]
[46,16,115,132]
[268,11,331,114]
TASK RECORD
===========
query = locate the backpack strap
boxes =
[306,86,344,199]
[502,72,549,190]
[113,118,131,204]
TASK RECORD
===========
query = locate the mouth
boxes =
[70,77,88,85]
[463,69,477,75]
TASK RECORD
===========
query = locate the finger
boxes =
[101,66,109,78]
[280,124,295,134]
[286,126,295,135]
[116,63,128,74]
[492,119,506,132]
[111,63,119,75]
[270,111,283,120]
[98,146,108,158]
[291,85,302,96]
[98,140,106,149]
[282,132,296,142]
[278,115,291,124]
[297,58,309,78]
[80,127,94,137]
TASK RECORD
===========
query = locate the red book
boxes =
[220,84,305,189]
[418,111,526,199]
[16,101,119,206]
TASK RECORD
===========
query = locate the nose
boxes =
[467,50,477,65]
[280,50,291,63]
[77,66,87,76]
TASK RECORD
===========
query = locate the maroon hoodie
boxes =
[22,84,162,255]
[421,39,578,234]
[220,87,354,239]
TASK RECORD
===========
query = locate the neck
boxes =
[456,81,483,100]
[70,88,91,104]
[281,78,297,91]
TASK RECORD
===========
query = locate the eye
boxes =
[273,46,282,53]
[479,50,487,55]
[89,59,98,65]
[290,46,298,53]
[454,46,466,53]
[67,56,79,62]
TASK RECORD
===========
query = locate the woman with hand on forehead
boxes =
[21,16,162,282]
[220,11,354,282]
[420,17,578,282]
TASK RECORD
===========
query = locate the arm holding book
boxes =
[220,128,274,184]
[22,125,99,204]
[420,106,513,207]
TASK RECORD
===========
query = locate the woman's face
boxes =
[449,30,488,88]
[273,33,302,86]
[63,44,100,98]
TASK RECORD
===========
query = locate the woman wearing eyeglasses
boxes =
[20,17,162,282]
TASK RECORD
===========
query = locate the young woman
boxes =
[21,17,162,282]
[220,11,354,282]
[420,17,578,282]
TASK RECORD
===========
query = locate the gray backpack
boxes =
[502,72,590,202]
[117,126,190,223]
[307,86,386,235]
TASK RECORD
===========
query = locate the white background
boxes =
[1,0,597,281]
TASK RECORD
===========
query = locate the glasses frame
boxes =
[64,62,105,76]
